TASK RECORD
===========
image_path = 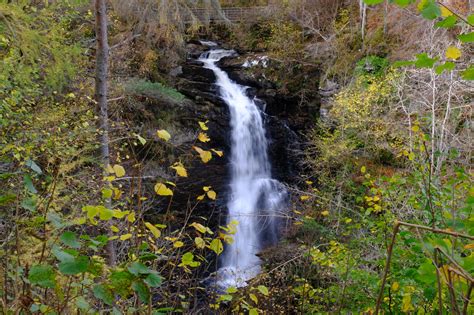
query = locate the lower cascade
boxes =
[199,46,288,288]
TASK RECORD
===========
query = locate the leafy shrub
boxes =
[125,79,185,102]
[355,55,390,77]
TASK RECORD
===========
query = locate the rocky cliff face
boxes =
[175,41,320,186]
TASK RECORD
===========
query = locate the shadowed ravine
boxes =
[199,46,288,288]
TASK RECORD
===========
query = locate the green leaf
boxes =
[21,197,37,212]
[435,62,455,74]
[58,256,89,275]
[461,66,474,80]
[435,15,457,28]
[110,270,134,296]
[60,231,81,249]
[25,159,42,174]
[0,193,16,205]
[414,53,437,68]
[219,294,233,301]
[392,0,414,7]
[128,262,151,276]
[257,285,269,296]
[93,284,114,305]
[29,265,56,288]
[83,205,99,221]
[102,188,113,199]
[132,281,150,303]
[363,0,384,5]
[52,246,75,262]
[179,252,200,267]
[99,207,114,220]
[136,133,147,145]
[24,175,37,194]
[458,32,474,43]
[209,238,223,255]
[419,1,441,20]
[144,273,162,287]
[416,260,437,284]
[75,296,90,310]
[468,14,474,25]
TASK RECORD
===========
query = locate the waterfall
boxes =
[199,47,287,288]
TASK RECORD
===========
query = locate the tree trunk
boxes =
[94,0,116,266]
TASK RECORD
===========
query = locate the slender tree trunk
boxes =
[95,0,116,266]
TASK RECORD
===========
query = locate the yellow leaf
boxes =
[305,180,313,185]
[203,186,210,192]
[106,164,115,174]
[198,121,209,131]
[171,162,188,177]
[464,243,474,250]
[113,187,122,200]
[127,212,136,223]
[110,225,119,233]
[211,149,224,157]
[411,125,419,132]
[209,238,223,255]
[223,234,233,244]
[197,194,205,201]
[113,165,125,177]
[145,222,161,238]
[154,183,173,196]
[195,237,205,249]
[104,175,115,182]
[74,217,86,225]
[193,146,212,163]
[321,210,329,216]
[361,166,366,173]
[198,132,210,143]
[249,293,258,304]
[190,222,207,234]
[173,241,184,248]
[113,209,129,219]
[207,190,216,200]
[373,196,380,202]
[440,6,453,17]
[120,233,132,241]
[300,195,310,201]
[402,293,414,312]
[445,46,461,60]
[157,129,171,141]
[391,282,400,291]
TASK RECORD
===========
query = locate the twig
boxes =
[398,221,474,241]
[435,1,473,27]
[109,34,141,50]
[375,221,400,314]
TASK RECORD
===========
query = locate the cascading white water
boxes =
[199,47,287,288]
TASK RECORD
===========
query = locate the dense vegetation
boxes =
[0,0,472,313]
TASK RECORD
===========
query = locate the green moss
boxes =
[125,79,185,102]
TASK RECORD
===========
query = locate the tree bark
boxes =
[94,0,116,266]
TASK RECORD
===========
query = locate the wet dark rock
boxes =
[180,64,216,83]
